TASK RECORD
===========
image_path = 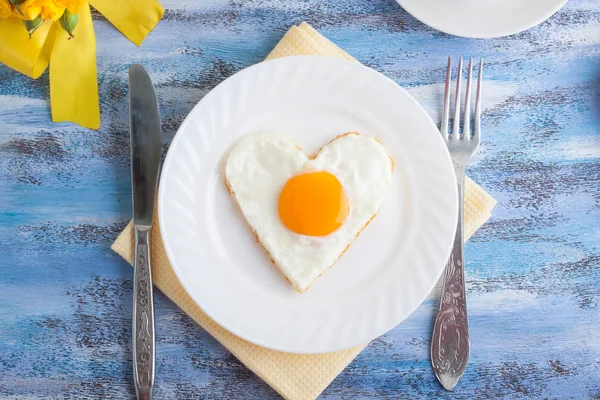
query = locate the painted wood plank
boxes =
[0,0,599,398]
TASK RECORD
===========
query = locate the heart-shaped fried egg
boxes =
[225,133,393,292]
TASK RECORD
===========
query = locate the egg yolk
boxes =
[278,171,349,236]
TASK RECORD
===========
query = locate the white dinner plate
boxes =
[396,0,567,38]
[159,56,457,354]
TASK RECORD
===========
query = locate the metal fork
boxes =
[431,56,482,391]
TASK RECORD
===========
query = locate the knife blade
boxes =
[129,64,161,400]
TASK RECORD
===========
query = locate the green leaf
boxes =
[23,17,43,40]
[59,9,78,39]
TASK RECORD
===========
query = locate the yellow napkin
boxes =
[112,22,497,400]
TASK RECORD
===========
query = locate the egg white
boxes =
[224,133,392,293]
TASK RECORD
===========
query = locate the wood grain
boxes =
[0,0,599,398]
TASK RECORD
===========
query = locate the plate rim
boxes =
[395,0,567,38]
[158,55,458,353]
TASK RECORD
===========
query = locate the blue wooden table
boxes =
[1,0,599,398]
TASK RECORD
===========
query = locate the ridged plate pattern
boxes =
[159,56,457,354]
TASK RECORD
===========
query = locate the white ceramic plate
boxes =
[396,0,566,38]
[159,56,457,354]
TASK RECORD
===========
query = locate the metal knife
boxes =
[129,64,162,400]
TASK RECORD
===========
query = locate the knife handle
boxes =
[133,228,155,400]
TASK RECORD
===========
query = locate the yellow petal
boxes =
[89,0,163,46]
[0,0,14,18]
[40,2,65,20]
[19,0,42,20]
[53,0,83,14]
[50,3,100,129]
[0,17,55,78]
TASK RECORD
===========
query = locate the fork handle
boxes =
[431,165,470,391]
[133,228,155,400]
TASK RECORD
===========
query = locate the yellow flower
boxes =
[54,0,83,14]
[0,0,74,21]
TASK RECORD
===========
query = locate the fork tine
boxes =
[463,57,473,139]
[473,58,483,142]
[441,56,451,137]
[452,57,462,139]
